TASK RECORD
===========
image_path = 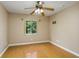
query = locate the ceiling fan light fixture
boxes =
[35,8,40,14]
[35,8,41,15]
[39,1,42,5]
[35,8,44,15]
[40,9,44,13]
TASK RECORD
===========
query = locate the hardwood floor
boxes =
[2,42,77,58]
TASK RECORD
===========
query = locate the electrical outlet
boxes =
[56,40,61,43]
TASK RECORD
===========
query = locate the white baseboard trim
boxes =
[9,40,49,47]
[0,45,9,58]
[50,41,79,57]
[1,41,78,57]
[0,41,49,57]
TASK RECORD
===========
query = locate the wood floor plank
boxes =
[2,42,78,58]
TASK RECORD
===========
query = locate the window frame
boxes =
[24,20,38,35]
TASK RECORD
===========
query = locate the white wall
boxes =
[8,14,50,44]
[0,1,79,57]
[50,3,79,55]
[0,4,8,54]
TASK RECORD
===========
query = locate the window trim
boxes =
[24,20,38,35]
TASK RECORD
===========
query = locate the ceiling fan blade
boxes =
[30,10,35,15]
[41,12,45,16]
[43,7,54,11]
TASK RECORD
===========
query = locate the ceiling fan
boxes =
[24,1,54,16]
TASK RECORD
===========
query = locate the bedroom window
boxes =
[25,21,37,34]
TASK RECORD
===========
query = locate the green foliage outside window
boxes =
[26,21,37,34]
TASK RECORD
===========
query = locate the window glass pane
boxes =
[26,21,37,34]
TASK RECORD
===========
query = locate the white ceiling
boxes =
[0,1,78,16]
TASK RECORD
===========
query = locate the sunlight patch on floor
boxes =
[26,51,37,58]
